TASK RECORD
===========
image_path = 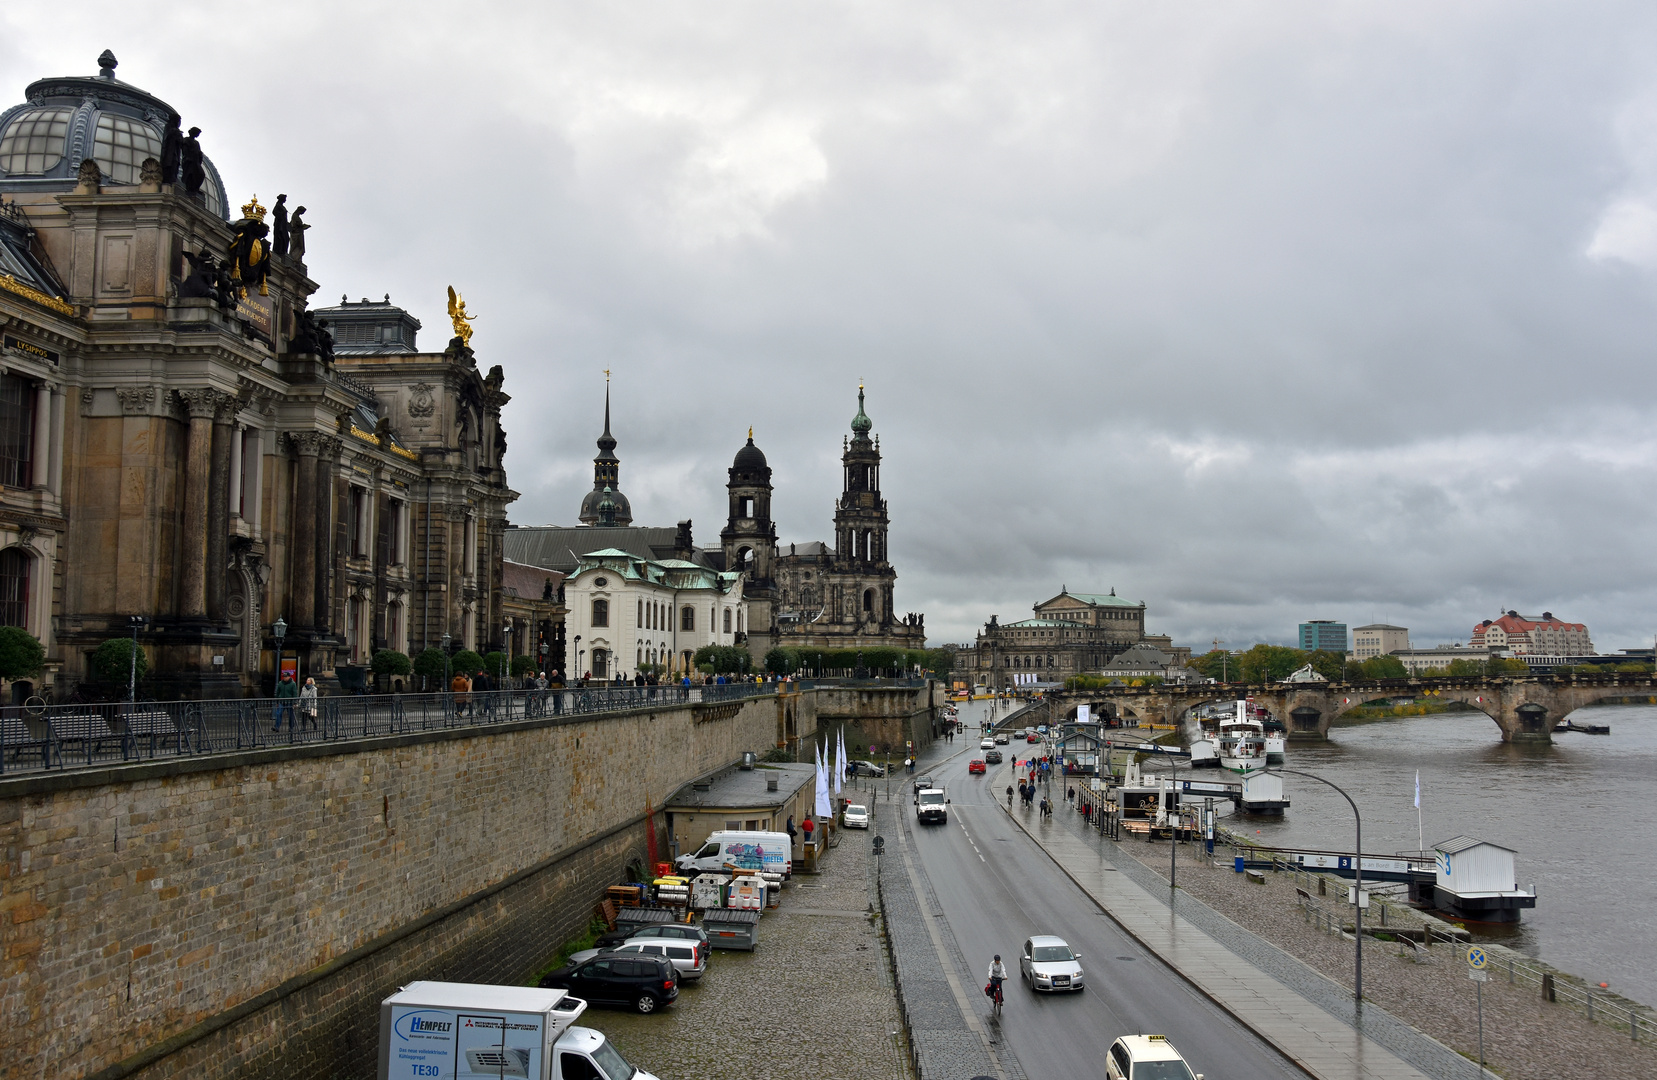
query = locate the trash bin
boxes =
[1234,855,1246,873]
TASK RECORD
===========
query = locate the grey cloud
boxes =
[8,2,1657,649]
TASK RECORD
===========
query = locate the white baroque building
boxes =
[563,547,747,681]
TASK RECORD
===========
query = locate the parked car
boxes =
[984,749,1003,764]
[597,921,709,958]
[968,759,987,775]
[1105,1034,1201,1080]
[1019,935,1084,992]
[602,938,707,981]
[539,952,679,1013]
[851,760,886,777]
[843,803,870,828]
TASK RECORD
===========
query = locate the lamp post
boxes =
[441,631,451,690]
[539,638,548,676]
[1271,765,1364,1004]
[502,622,512,687]
[574,634,583,684]
[128,615,146,702]
[271,617,287,699]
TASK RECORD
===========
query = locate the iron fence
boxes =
[0,684,731,777]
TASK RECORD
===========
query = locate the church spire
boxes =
[596,369,617,459]
[579,371,632,525]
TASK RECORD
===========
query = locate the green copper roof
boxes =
[851,385,872,436]
[1057,592,1142,608]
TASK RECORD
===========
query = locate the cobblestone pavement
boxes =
[584,814,911,1080]
[1037,780,1653,1080]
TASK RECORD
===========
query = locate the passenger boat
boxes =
[1218,700,1267,776]
[1188,713,1220,768]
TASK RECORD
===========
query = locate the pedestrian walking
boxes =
[451,670,472,716]
[299,677,319,731]
[272,670,298,731]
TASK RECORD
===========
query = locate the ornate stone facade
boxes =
[768,387,926,652]
[0,55,516,696]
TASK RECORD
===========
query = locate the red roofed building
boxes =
[1470,611,1592,655]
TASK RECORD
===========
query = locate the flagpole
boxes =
[1415,769,1423,853]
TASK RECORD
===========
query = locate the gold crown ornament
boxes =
[240,194,267,221]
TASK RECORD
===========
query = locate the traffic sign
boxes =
[1469,969,1489,982]
[1466,946,1488,970]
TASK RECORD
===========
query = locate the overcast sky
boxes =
[7,3,1657,651]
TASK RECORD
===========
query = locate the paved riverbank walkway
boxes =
[996,764,1481,1080]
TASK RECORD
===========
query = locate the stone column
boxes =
[31,384,51,489]
[207,400,234,621]
[177,389,226,620]
[228,423,243,520]
[289,433,322,628]
[246,428,265,537]
[314,437,343,632]
[48,388,64,497]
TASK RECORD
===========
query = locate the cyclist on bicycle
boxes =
[987,954,1008,1005]
[1006,784,1014,807]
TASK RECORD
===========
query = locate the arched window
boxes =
[0,547,28,628]
[863,589,873,614]
[591,599,609,627]
[592,648,608,679]
[637,599,643,626]
[737,610,744,634]
[681,606,695,631]
[723,608,732,634]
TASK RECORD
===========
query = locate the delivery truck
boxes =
[673,830,792,880]
[378,981,661,1080]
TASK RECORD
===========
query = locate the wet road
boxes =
[906,705,1305,1080]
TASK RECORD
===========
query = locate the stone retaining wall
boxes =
[0,695,782,1080]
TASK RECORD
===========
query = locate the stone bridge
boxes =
[1048,672,1657,742]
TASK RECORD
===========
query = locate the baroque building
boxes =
[967,588,1163,688]
[770,387,926,652]
[0,52,516,696]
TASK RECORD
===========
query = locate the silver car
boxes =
[571,937,706,981]
[843,804,870,829]
[1020,934,1084,992]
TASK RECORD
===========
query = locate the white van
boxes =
[674,830,793,880]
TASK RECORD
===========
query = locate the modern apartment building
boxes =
[1352,624,1411,659]
[1298,620,1348,652]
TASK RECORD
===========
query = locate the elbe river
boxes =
[1203,703,1656,1005]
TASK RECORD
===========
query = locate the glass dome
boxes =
[0,51,229,219]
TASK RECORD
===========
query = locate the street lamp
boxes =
[271,616,287,699]
[441,631,451,690]
[574,634,583,684]
[128,615,147,702]
[1270,765,1365,1004]
[502,622,512,686]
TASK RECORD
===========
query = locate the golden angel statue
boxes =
[446,285,476,348]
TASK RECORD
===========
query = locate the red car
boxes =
[968,759,987,775]
[1027,734,1041,744]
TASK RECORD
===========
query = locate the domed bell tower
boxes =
[723,429,777,658]
[833,385,894,626]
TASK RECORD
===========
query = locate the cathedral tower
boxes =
[834,385,895,625]
[578,377,633,526]
[723,430,778,657]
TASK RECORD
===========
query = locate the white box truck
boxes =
[378,981,661,1080]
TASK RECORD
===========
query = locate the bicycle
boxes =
[990,978,1004,1015]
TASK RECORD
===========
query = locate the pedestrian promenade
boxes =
[995,764,1475,1080]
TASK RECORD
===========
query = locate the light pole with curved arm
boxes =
[1269,765,1364,1004]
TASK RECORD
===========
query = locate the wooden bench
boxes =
[51,713,123,758]
[0,716,54,768]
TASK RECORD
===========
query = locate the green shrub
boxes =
[90,636,145,684]
[370,649,412,676]
[450,649,485,677]
[694,644,752,674]
[412,647,448,682]
[510,654,538,677]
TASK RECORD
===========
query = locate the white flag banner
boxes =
[815,741,832,818]
[834,727,846,794]
[1414,770,1420,809]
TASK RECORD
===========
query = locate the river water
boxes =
[1203,704,1657,1006]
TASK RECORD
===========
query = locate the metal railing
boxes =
[1265,852,1652,1045]
[0,684,747,777]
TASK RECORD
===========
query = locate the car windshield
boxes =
[919,792,945,804]
[1131,1061,1195,1080]
[847,805,867,815]
[1032,945,1073,962]
[590,1038,637,1080]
